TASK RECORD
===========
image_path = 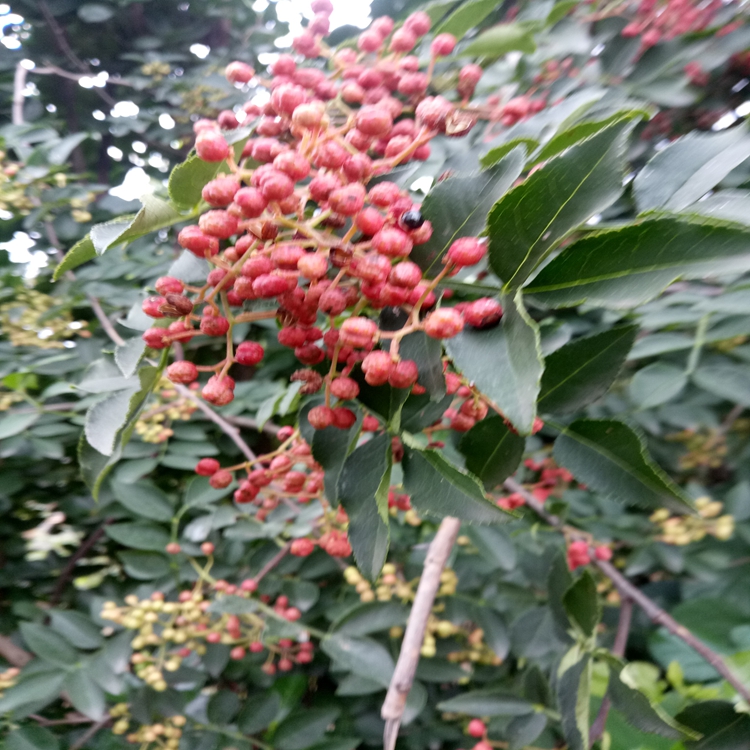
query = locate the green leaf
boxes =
[436,688,534,716]
[539,326,637,414]
[111,479,174,521]
[634,125,750,214]
[115,336,147,378]
[525,216,750,309]
[20,622,78,668]
[458,416,525,488]
[118,550,171,580]
[332,601,408,637]
[106,522,170,551]
[693,363,750,406]
[684,189,750,226]
[563,571,601,638]
[89,195,186,256]
[5,726,60,750]
[465,526,516,570]
[532,110,647,165]
[0,671,66,715]
[352,372,410,431]
[169,152,224,209]
[414,147,526,275]
[63,670,106,720]
[434,0,500,38]
[274,707,341,750]
[337,434,391,579]
[84,366,158,457]
[507,713,547,750]
[557,654,591,750]
[480,137,538,168]
[630,363,688,408]
[237,692,282,734]
[400,392,453,433]
[207,690,240,725]
[0,411,40,439]
[401,444,507,523]
[489,116,637,288]
[49,611,103,650]
[321,634,394,687]
[546,0,578,26]
[608,670,696,739]
[183,475,232,508]
[53,235,95,279]
[460,23,537,58]
[300,398,361,505]
[399,331,446,399]
[553,419,694,513]
[446,291,543,434]
[47,133,89,165]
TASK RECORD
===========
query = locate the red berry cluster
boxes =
[620,0,721,49]
[567,540,613,570]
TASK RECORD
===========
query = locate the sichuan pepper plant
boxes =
[3,1,750,750]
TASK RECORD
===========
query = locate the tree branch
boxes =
[50,522,113,606]
[225,414,281,438]
[382,516,461,750]
[88,297,126,347]
[173,384,256,462]
[589,598,633,746]
[254,542,291,583]
[503,478,750,704]
[0,636,32,668]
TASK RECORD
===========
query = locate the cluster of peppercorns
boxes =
[110,702,187,747]
[650,498,734,545]
[102,578,312,687]
[567,540,613,570]
[492,458,573,511]
[344,562,414,603]
[666,428,728,471]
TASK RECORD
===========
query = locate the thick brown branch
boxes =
[503,478,750,704]
[0,636,32,668]
[13,63,27,125]
[382,516,461,750]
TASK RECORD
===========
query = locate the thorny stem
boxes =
[503,477,750,704]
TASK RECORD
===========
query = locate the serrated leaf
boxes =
[436,688,534,716]
[539,325,637,413]
[168,152,225,209]
[446,291,543,434]
[525,216,750,309]
[84,366,158,456]
[414,147,525,275]
[434,0,500,38]
[118,550,171,580]
[115,336,147,378]
[20,622,78,668]
[106,522,170,551]
[111,479,174,521]
[507,713,547,750]
[465,526,516,571]
[399,331,446,399]
[53,235,95,279]
[489,116,637,288]
[300,398,361,505]
[0,671,66,715]
[402,445,507,523]
[337,434,391,579]
[0,411,40,439]
[352,370,410,430]
[460,23,536,58]
[274,707,341,750]
[49,611,103,650]
[332,601,408,637]
[481,137,538,168]
[609,670,697,739]
[63,670,106,720]
[400,392,452,432]
[634,125,750,214]
[630,363,687,408]
[458,415,525,488]
[557,654,590,750]
[237,692,281,734]
[553,419,694,513]
[693,363,750,406]
[321,634,394,687]
[563,570,601,638]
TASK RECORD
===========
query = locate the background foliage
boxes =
[2,2,750,750]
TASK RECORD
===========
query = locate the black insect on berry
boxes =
[399,209,425,230]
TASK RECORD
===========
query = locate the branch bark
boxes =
[503,478,750,704]
[0,636,32,668]
[13,62,27,125]
[382,516,461,750]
